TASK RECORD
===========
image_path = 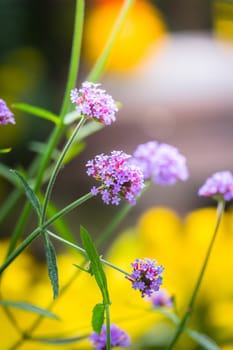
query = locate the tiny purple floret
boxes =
[0,99,15,125]
[148,289,174,308]
[86,151,144,206]
[126,258,164,297]
[198,170,233,202]
[70,81,118,125]
[88,324,131,350]
[132,141,189,185]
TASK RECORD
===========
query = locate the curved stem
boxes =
[167,200,225,350]
[46,230,131,277]
[41,116,85,224]
[0,192,94,275]
[87,0,135,82]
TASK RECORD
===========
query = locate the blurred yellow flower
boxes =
[1,205,233,348]
[83,0,166,72]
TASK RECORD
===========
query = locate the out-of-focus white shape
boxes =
[104,32,233,109]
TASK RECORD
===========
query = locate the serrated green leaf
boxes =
[185,329,220,350]
[80,226,110,304]
[0,301,59,319]
[44,235,59,299]
[92,303,105,334]
[33,335,86,344]
[12,103,60,124]
[10,169,41,217]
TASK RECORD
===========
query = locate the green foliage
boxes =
[0,301,59,319]
[44,234,59,299]
[10,169,41,217]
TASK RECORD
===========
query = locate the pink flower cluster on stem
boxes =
[132,141,189,185]
[127,258,164,297]
[0,99,15,125]
[86,151,144,206]
[70,81,118,125]
[89,324,131,350]
[198,170,233,202]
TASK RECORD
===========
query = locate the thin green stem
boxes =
[105,304,111,350]
[87,0,135,82]
[167,200,225,350]
[41,117,85,224]
[59,0,85,120]
[6,0,85,256]
[0,192,94,275]
[96,182,150,248]
[46,230,131,277]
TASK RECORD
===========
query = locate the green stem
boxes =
[46,230,131,277]
[6,0,85,256]
[96,182,150,248]
[59,0,85,120]
[0,192,93,275]
[87,0,135,82]
[167,200,225,350]
[105,304,111,350]
[41,116,85,224]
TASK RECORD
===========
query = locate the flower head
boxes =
[132,141,189,185]
[86,151,144,205]
[148,289,173,308]
[88,324,131,350]
[126,258,164,297]
[70,81,118,125]
[0,99,15,125]
[198,171,233,202]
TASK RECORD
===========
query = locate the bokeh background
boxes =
[1,0,233,224]
[1,1,233,348]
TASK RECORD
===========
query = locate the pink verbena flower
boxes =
[70,81,118,125]
[89,324,131,350]
[198,171,233,201]
[132,141,189,185]
[0,99,15,125]
[126,258,164,297]
[148,289,174,308]
[86,151,144,206]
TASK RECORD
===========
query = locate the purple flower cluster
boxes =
[127,258,164,297]
[86,151,144,205]
[132,141,189,185]
[89,324,131,350]
[0,99,15,125]
[70,81,118,125]
[148,289,173,308]
[198,171,233,202]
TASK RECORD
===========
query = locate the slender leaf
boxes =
[10,169,41,217]
[185,329,220,350]
[32,335,86,345]
[80,226,110,304]
[44,234,59,299]
[0,147,11,153]
[0,301,59,319]
[0,164,18,185]
[73,263,89,273]
[92,303,105,334]
[12,103,60,124]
